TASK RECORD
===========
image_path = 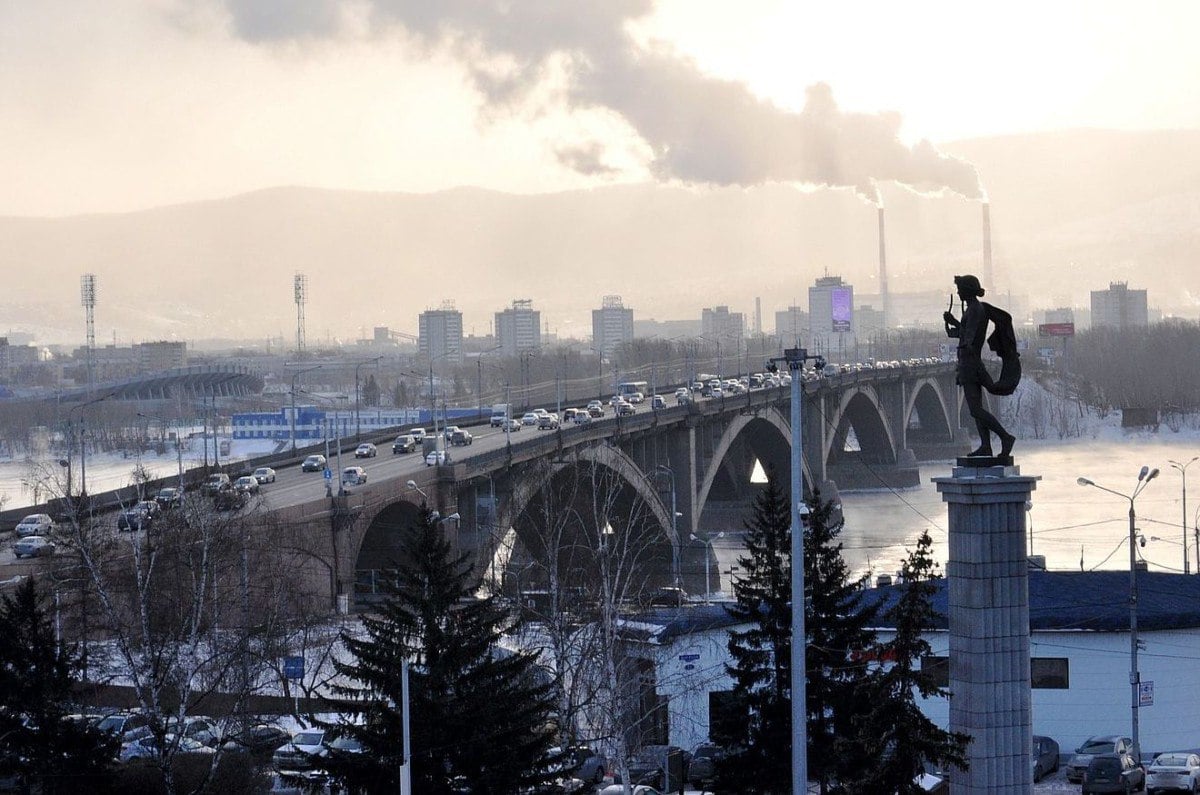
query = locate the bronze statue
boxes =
[943,274,1021,459]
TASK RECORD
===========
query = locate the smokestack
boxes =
[982,202,993,289]
[877,207,889,330]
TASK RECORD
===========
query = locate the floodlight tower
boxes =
[294,273,308,355]
[80,273,97,392]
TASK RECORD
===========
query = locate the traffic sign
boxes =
[283,655,305,680]
[1139,681,1154,706]
[323,468,333,480]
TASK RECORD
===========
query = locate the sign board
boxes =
[678,653,700,663]
[283,655,305,680]
[1039,322,1076,337]
[323,468,333,480]
[1139,680,1154,707]
[1038,347,1057,360]
[831,287,852,332]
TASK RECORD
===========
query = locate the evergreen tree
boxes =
[0,578,116,793]
[803,490,880,793]
[362,374,380,407]
[717,476,793,793]
[841,530,969,794]
[323,507,558,794]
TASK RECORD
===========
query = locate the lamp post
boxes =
[767,345,824,795]
[1169,457,1198,575]
[655,464,681,589]
[67,391,114,501]
[354,356,384,442]
[1077,466,1160,758]
[289,365,323,453]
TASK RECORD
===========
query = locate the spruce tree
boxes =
[841,530,969,794]
[718,475,793,793]
[323,507,558,794]
[0,578,116,793]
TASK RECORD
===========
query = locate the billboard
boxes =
[1038,322,1075,337]
[831,287,852,332]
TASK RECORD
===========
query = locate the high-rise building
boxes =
[134,341,187,372]
[808,275,855,337]
[774,306,809,343]
[592,295,634,358]
[1090,282,1148,329]
[495,299,541,356]
[419,301,464,364]
[701,306,744,347]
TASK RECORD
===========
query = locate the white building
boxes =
[1091,282,1149,329]
[496,299,541,357]
[592,295,634,359]
[615,571,1200,757]
[419,301,464,365]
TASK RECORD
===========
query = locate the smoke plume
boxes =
[213,0,981,200]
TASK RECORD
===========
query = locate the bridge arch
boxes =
[903,377,956,444]
[823,384,898,469]
[695,406,806,529]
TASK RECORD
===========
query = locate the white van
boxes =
[490,404,510,427]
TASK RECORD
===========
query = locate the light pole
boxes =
[354,356,384,442]
[655,464,681,589]
[289,364,323,453]
[67,391,114,501]
[767,345,824,795]
[1169,457,1198,575]
[1078,465,1160,758]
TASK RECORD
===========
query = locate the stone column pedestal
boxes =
[933,462,1039,794]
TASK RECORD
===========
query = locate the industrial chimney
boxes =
[982,202,993,289]
[877,207,889,330]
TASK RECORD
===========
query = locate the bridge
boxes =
[51,364,263,403]
[258,362,973,610]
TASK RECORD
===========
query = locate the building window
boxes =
[1032,657,1070,689]
[921,656,949,688]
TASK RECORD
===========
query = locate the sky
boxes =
[3,0,1200,218]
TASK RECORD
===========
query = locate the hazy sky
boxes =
[4,0,1199,217]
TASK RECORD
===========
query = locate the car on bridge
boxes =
[301,454,327,472]
[616,401,636,416]
[650,395,666,409]
[342,466,367,486]
[253,467,277,484]
[409,428,427,442]
[537,413,559,430]
[425,450,448,466]
[13,535,55,559]
[233,475,260,495]
[450,429,473,446]
[155,487,183,509]
[503,418,522,432]
[201,472,230,495]
[442,425,461,440]
[15,513,54,537]
[354,443,377,458]
[573,411,591,425]
[213,483,248,511]
[521,412,539,426]
[587,402,605,418]
[392,434,418,454]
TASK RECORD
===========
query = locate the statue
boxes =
[943,274,1021,459]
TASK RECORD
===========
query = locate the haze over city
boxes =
[4,0,1200,343]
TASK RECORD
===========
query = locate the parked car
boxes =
[14,513,54,537]
[599,786,662,795]
[220,723,291,757]
[13,535,55,558]
[537,413,560,430]
[233,475,261,495]
[425,450,448,467]
[272,729,326,771]
[354,443,377,458]
[120,733,214,764]
[253,466,277,484]
[117,501,159,531]
[200,472,230,495]
[167,716,221,747]
[1082,752,1146,793]
[1068,736,1140,783]
[408,428,427,442]
[342,466,367,486]
[393,434,418,454]
[646,586,688,607]
[546,746,607,786]
[622,745,692,789]
[213,483,248,511]
[155,487,183,508]
[301,454,327,472]
[687,743,729,784]
[1146,751,1200,794]
[1032,735,1060,783]
[96,712,150,741]
[521,412,539,426]
[450,429,473,446]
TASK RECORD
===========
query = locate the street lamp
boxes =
[406,480,429,504]
[289,365,324,453]
[66,391,114,501]
[1169,457,1198,575]
[1077,465,1160,757]
[689,532,725,603]
[354,356,384,442]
